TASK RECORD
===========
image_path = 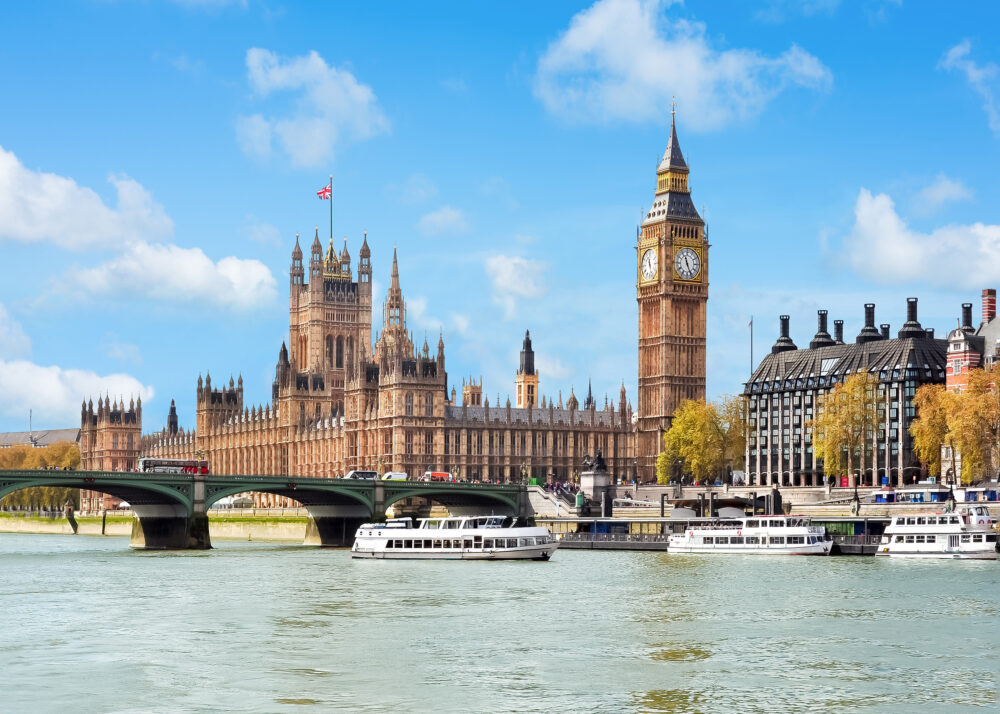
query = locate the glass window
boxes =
[973,535,983,543]
[703,537,714,544]
[484,539,493,548]
[716,537,729,544]
[769,536,785,545]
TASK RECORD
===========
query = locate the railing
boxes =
[831,534,882,545]
[557,532,670,543]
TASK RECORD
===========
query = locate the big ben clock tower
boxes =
[636,105,708,479]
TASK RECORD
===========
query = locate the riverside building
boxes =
[744,298,948,488]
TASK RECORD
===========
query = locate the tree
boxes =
[717,395,750,472]
[950,369,1000,484]
[810,373,880,487]
[910,384,955,481]
[658,399,724,485]
[0,441,81,509]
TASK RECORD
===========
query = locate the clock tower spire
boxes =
[635,105,709,480]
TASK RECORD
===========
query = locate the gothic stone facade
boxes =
[108,236,635,506]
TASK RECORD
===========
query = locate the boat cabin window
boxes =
[716,537,729,544]
[906,517,915,525]
[747,536,760,544]
[787,536,804,544]
[987,534,997,543]
[950,516,959,524]
[973,535,984,543]
[770,519,784,527]
[484,539,494,548]
[895,535,904,543]
[769,536,785,545]
[731,537,745,545]
[703,537,714,544]
[961,535,970,543]
[747,520,759,528]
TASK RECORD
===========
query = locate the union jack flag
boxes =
[316,183,331,200]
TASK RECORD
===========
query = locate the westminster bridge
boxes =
[0,470,529,549]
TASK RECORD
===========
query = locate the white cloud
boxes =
[103,334,143,366]
[417,206,469,236]
[534,0,832,129]
[845,188,1000,288]
[914,174,972,215]
[0,360,153,426]
[755,0,841,23]
[536,354,572,380]
[940,40,1000,134]
[484,255,547,319]
[450,313,470,335]
[0,146,173,250]
[245,214,283,247]
[400,174,438,205]
[238,48,389,168]
[0,305,30,360]
[68,242,277,310]
[406,296,443,334]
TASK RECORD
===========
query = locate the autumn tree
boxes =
[910,384,956,481]
[717,395,750,471]
[949,369,1000,483]
[810,372,880,487]
[0,441,81,509]
[658,399,724,485]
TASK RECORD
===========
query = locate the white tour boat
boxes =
[351,516,558,560]
[667,516,832,555]
[876,505,998,559]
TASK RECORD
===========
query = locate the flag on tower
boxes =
[317,183,331,200]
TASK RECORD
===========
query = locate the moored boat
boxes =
[876,505,998,559]
[667,516,832,555]
[351,516,558,560]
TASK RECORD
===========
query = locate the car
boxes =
[344,470,379,480]
[381,472,409,481]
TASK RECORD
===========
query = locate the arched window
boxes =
[346,337,354,374]
[405,392,414,416]
[425,394,433,417]
[336,337,344,369]
[325,336,334,368]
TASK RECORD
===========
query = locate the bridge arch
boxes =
[204,482,374,513]
[0,471,194,514]
[383,486,520,516]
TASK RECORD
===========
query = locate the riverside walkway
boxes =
[0,470,528,549]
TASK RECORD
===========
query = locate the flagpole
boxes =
[329,173,333,242]
[750,315,754,376]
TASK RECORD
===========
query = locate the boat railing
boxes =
[557,532,671,543]
[830,534,883,546]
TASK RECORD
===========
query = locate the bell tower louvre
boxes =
[635,104,709,480]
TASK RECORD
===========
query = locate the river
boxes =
[2,534,997,713]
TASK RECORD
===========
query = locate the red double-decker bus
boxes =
[137,458,210,475]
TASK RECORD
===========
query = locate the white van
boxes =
[344,470,378,480]
[381,472,409,481]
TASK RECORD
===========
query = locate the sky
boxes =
[2,0,1000,432]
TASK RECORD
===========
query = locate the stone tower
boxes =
[636,106,708,479]
[515,330,539,409]
[80,395,142,471]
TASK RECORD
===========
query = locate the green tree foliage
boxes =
[658,399,724,484]
[0,441,81,509]
[910,384,954,479]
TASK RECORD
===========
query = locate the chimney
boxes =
[771,315,797,354]
[897,297,926,339]
[984,289,997,324]
[834,320,844,344]
[962,303,974,333]
[809,309,835,349]
[857,303,881,344]
[926,328,935,339]
[880,324,890,339]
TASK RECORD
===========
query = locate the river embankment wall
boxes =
[0,513,308,541]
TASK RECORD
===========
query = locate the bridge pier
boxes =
[302,505,372,547]
[129,505,211,550]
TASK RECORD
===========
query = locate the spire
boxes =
[658,99,688,173]
[292,232,302,259]
[390,247,400,292]
[584,379,595,409]
[360,231,371,258]
[518,329,535,375]
[340,237,350,263]
[311,227,322,253]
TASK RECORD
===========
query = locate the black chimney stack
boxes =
[834,320,844,344]
[961,303,974,333]
[809,309,836,349]
[857,303,881,344]
[771,315,797,354]
[880,323,890,339]
[926,327,935,339]
[898,297,926,338]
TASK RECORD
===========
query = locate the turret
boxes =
[290,233,304,288]
[310,228,323,284]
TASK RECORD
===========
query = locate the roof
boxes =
[745,336,948,392]
[0,428,81,447]
[643,191,701,224]
[657,117,687,172]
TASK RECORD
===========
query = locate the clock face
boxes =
[675,247,700,280]
[640,249,657,281]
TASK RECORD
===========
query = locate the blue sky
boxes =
[1,0,1000,432]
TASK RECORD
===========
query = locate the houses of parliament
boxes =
[79,115,708,503]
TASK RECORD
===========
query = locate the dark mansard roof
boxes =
[745,336,948,393]
[445,405,620,428]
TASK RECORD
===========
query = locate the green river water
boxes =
[2,533,997,713]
